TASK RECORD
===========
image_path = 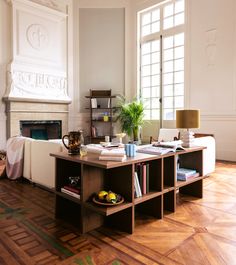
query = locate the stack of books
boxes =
[177,168,199,181]
[61,185,80,199]
[99,149,126,162]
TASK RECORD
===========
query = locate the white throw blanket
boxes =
[6,136,27,180]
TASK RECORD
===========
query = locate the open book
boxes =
[137,143,185,155]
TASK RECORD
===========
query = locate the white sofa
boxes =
[23,139,66,189]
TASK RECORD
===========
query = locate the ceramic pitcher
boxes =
[62,130,83,155]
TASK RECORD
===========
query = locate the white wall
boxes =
[70,0,134,136]
[188,0,236,161]
[0,1,11,150]
[79,8,125,110]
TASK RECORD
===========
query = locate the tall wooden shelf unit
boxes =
[51,146,205,234]
[85,89,116,144]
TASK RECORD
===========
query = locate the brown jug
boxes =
[62,130,83,155]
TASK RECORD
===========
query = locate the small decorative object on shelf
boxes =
[61,176,81,199]
[93,190,124,206]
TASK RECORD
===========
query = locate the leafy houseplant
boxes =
[116,97,145,142]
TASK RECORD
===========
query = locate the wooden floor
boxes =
[0,161,236,265]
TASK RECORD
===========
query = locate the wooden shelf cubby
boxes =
[51,146,205,234]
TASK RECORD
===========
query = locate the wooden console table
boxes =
[51,146,205,234]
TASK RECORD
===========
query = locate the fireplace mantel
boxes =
[5,98,69,138]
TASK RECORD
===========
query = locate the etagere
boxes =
[51,146,206,234]
[85,89,116,143]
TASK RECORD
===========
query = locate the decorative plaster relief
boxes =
[26,24,49,50]
[30,0,59,10]
[206,29,217,67]
[7,70,69,101]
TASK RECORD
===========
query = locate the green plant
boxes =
[116,96,145,141]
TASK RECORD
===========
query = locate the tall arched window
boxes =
[138,0,185,125]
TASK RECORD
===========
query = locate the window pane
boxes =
[164,61,173,73]
[142,54,150,65]
[163,85,173,96]
[151,75,160,86]
[152,97,160,108]
[145,99,151,108]
[142,76,151,87]
[163,16,174,30]
[142,87,151,98]
[175,0,185,13]
[175,33,184,46]
[152,63,160,75]
[144,109,151,120]
[142,13,151,25]
[142,65,151,76]
[164,4,174,18]
[175,83,184,95]
[142,25,151,36]
[163,109,174,120]
[164,49,174,61]
[174,58,184,71]
[175,13,184,26]
[151,52,160,63]
[163,36,174,49]
[142,42,151,55]
[152,86,160,97]
[174,71,184,83]
[152,109,159,120]
[175,96,184,108]
[152,9,160,21]
[163,73,173,85]
[151,21,160,33]
[151,40,160,52]
[164,97,173,108]
[174,46,184,59]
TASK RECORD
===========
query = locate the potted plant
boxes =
[116,96,145,143]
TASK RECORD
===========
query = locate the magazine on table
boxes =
[137,141,185,155]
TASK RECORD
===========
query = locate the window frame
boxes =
[138,0,186,122]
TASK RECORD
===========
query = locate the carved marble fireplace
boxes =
[4,0,71,137]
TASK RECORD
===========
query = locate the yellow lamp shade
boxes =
[176,110,200,129]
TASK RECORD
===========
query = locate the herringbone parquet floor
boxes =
[0,161,236,265]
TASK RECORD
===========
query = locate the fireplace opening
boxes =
[30,129,48,140]
[20,120,62,140]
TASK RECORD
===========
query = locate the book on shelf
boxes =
[135,163,150,196]
[134,172,142,197]
[146,163,150,193]
[177,172,200,181]
[61,187,80,199]
[91,98,97,108]
[63,185,80,194]
[177,168,197,177]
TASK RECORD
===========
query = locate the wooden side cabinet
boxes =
[51,146,205,234]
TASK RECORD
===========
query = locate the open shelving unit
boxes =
[51,146,205,234]
[85,89,116,143]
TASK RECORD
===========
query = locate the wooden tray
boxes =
[93,196,124,206]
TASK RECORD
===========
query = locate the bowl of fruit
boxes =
[93,190,124,206]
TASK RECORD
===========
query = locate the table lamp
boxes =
[176,109,200,148]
